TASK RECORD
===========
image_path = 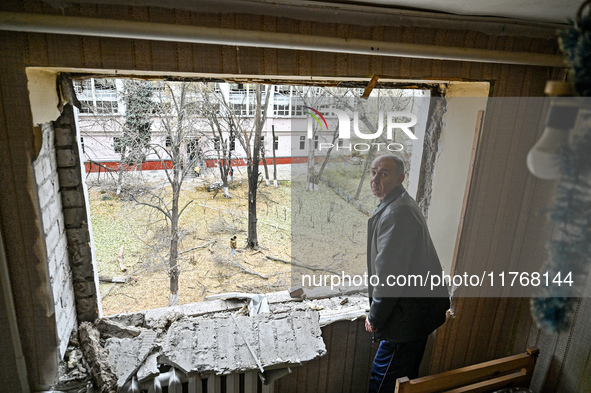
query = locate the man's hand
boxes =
[365,318,378,332]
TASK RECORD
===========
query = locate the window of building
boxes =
[291,101,305,117]
[95,100,119,114]
[230,134,236,151]
[274,87,290,116]
[300,136,305,150]
[80,137,85,154]
[79,100,94,114]
[274,135,279,150]
[213,136,221,151]
[314,135,319,150]
[113,137,123,153]
[231,103,248,117]
[187,139,199,163]
[166,136,172,149]
[230,83,245,92]
[74,78,118,115]
[273,102,290,116]
[338,139,344,147]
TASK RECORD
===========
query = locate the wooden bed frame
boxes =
[395,347,539,393]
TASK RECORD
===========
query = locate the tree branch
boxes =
[130,193,172,222]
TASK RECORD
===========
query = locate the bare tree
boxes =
[293,86,338,191]
[241,85,271,249]
[200,83,234,198]
[130,81,201,306]
[198,82,272,249]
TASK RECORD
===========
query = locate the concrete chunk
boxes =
[104,331,158,387]
[136,353,159,382]
[161,310,325,375]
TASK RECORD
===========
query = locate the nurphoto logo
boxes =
[305,106,418,152]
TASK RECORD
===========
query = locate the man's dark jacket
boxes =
[367,185,450,343]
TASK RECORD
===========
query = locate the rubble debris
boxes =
[79,322,118,393]
[104,330,158,387]
[205,292,270,316]
[95,317,144,339]
[151,309,184,331]
[107,311,145,328]
[136,352,159,382]
[159,309,326,375]
[62,290,367,391]
[289,286,305,299]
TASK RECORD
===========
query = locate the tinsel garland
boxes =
[530,1,591,333]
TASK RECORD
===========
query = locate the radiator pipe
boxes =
[0,11,565,67]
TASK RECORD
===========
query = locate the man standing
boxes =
[230,236,237,257]
[366,154,450,393]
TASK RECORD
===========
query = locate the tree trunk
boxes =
[355,140,377,200]
[272,125,278,188]
[116,146,127,195]
[247,157,259,249]
[247,86,264,249]
[261,147,270,186]
[306,128,318,191]
[169,183,180,306]
[168,123,182,306]
[317,127,340,181]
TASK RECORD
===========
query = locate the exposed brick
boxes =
[56,148,78,168]
[34,159,46,187]
[46,253,58,280]
[58,168,81,188]
[56,213,65,236]
[54,237,68,265]
[45,223,61,254]
[71,266,92,282]
[61,189,85,208]
[42,208,52,235]
[32,113,82,361]
[63,207,87,228]
[77,298,99,322]
[69,243,92,266]
[52,265,64,300]
[54,127,74,147]
[74,281,97,298]
[66,227,90,245]
[42,155,53,180]
[38,179,56,208]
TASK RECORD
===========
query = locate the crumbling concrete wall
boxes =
[33,121,77,358]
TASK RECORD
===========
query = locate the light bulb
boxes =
[526,101,578,180]
[527,126,570,180]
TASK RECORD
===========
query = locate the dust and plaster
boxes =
[26,68,61,126]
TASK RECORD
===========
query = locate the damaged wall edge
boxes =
[416,87,448,219]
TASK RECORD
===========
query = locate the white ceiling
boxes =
[338,0,582,24]
[40,0,584,25]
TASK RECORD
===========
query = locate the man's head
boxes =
[370,154,405,201]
